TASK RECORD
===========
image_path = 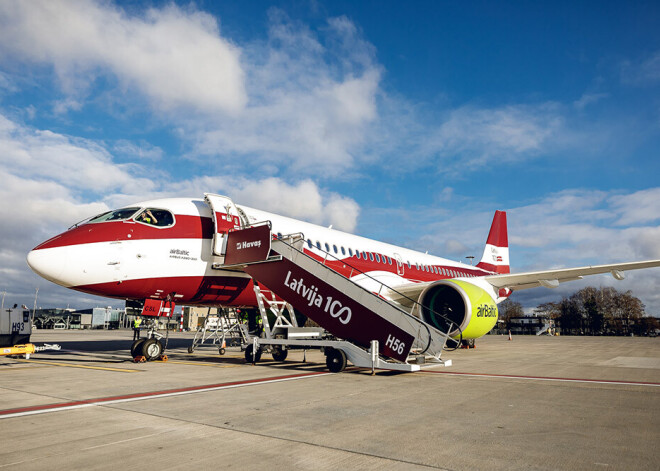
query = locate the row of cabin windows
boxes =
[299,237,475,278]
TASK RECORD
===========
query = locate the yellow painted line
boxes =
[186,352,244,358]
[0,365,52,371]
[13,359,141,373]
[166,360,242,368]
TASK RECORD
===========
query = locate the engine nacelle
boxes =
[416,279,498,340]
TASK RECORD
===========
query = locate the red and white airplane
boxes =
[26,194,660,342]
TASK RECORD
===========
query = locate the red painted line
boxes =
[0,370,329,419]
[420,370,660,386]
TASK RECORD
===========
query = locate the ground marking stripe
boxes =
[419,370,660,386]
[0,370,330,419]
[165,360,241,368]
[12,359,141,373]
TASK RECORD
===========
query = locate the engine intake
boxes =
[417,280,499,339]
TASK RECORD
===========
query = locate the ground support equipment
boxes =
[247,336,452,373]
[0,343,61,359]
[202,203,461,373]
[188,308,247,354]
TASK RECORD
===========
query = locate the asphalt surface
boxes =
[1,330,659,470]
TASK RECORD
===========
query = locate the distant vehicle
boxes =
[26,194,660,346]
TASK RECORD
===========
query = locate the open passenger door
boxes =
[204,194,250,257]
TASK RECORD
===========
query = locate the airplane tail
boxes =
[476,210,510,274]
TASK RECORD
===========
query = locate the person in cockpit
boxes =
[137,209,158,225]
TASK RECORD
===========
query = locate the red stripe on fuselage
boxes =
[303,250,491,282]
[33,215,215,250]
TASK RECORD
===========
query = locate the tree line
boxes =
[498,286,659,336]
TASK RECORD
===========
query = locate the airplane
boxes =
[26,193,660,354]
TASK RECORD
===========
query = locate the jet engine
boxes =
[416,280,498,339]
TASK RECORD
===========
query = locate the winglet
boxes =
[477,210,510,274]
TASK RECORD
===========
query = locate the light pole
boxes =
[32,287,39,323]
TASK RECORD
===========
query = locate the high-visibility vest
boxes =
[134,318,142,328]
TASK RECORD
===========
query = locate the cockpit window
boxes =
[134,208,174,227]
[89,207,140,223]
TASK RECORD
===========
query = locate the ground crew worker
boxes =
[133,317,142,340]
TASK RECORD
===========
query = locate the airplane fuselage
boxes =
[27,197,498,306]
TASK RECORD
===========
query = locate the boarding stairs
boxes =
[204,194,460,372]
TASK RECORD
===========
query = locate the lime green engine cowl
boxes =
[418,279,498,340]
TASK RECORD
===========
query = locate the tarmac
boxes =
[1,330,659,470]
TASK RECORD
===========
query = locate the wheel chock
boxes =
[133,355,147,363]
[158,355,168,362]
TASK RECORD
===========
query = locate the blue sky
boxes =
[0,0,659,313]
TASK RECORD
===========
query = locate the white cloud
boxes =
[573,92,609,110]
[188,10,382,177]
[609,188,660,226]
[621,51,660,85]
[113,140,164,161]
[421,104,564,171]
[0,0,246,113]
[0,114,153,194]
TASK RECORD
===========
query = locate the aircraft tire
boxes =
[141,338,163,361]
[326,348,347,373]
[219,347,226,355]
[131,339,146,358]
[271,347,288,362]
[244,344,262,363]
[187,345,194,354]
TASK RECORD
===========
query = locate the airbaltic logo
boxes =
[476,304,497,318]
[284,270,351,324]
[236,240,262,250]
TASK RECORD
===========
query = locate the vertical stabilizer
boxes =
[477,210,510,274]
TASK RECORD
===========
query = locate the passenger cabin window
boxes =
[357,251,361,259]
[349,248,354,256]
[316,241,321,250]
[135,208,174,227]
[325,242,330,252]
[375,254,381,263]
[277,232,283,239]
[90,207,140,223]
[307,239,312,249]
[387,256,392,265]
[341,247,346,256]
[369,253,374,261]
[333,244,338,254]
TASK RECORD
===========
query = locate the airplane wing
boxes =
[484,259,660,291]
[386,259,660,306]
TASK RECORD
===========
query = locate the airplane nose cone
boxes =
[27,247,68,286]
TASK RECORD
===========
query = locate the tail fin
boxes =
[476,210,510,274]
